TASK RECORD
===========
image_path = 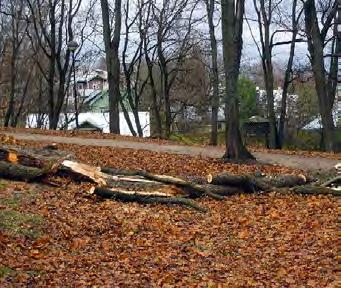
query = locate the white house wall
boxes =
[26,112,151,137]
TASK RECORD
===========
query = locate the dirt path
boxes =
[5,132,339,171]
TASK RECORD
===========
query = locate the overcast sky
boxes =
[82,0,315,70]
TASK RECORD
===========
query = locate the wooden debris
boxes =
[92,187,207,212]
[0,144,338,212]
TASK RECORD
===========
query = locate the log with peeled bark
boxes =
[102,167,224,200]
[61,161,162,187]
[0,143,338,213]
[92,187,207,212]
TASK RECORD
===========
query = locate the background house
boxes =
[27,67,151,136]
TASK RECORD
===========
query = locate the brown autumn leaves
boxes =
[0,134,337,287]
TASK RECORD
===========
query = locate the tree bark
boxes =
[11,69,32,127]
[100,0,121,134]
[102,167,224,200]
[205,0,219,146]
[93,187,207,212]
[207,172,309,192]
[143,40,162,137]
[119,97,137,137]
[252,0,279,149]
[278,1,300,148]
[304,0,336,152]
[221,0,254,160]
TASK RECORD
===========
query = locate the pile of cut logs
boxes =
[0,144,339,212]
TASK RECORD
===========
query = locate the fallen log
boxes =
[207,172,310,192]
[263,174,308,188]
[0,145,73,181]
[0,161,45,181]
[92,187,207,212]
[207,173,259,193]
[62,161,160,187]
[199,184,244,196]
[321,175,341,188]
[291,185,341,196]
[1,143,338,214]
[102,167,224,200]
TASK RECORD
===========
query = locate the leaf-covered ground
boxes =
[0,140,337,287]
[0,180,336,287]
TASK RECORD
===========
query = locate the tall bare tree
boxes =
[221,0,253,159]
[26,0,83,129]
[248,0,305,148]
[140,0,162,137]
[250,0,282,148]
[2,0,27,127]
[152,0,200,138]
[204,0,219,145]
[278,0,303,147]
[100,0,122,134]
[303,0,338,151]
[121,0,149,137]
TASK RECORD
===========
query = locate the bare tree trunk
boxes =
[143,42,162,137]
[253,0,279,149]
[11,69,32,127]
[278,0,300,148]
[121,0,144,137]
[4,43,16,127]
[119,97,137,137]
[148,67,163,138]
[304,0,336,152]
[221,0,253,160]
[4,5,21,128]
[157,38,172,138]
[100,0,121,134]
[205,0,219,146]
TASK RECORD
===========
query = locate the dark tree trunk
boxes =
[157,36,171,139]
[121,0,144,137]
[205,0,219,146]
[253,0,279,149]
[119,97,137,137]
[304,0,337,152]
[143,40,162,138]
[278,0,300,148]
[47,64,57,130]
[278,41,295,147]
[221,0,253,160]
[11,69,32,127]
[100,0,121,134]
[4,44,16,127]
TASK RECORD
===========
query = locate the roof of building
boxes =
[74,69,108,84]
[302,114,338,130]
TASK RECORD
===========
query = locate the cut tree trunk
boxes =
[1,144,338,213]
[0,145,73,181]
[102,167,224,200]
[291,186,340,196]
[92,187,207,212]
[207,173,310,192]
[0,161,45,181]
